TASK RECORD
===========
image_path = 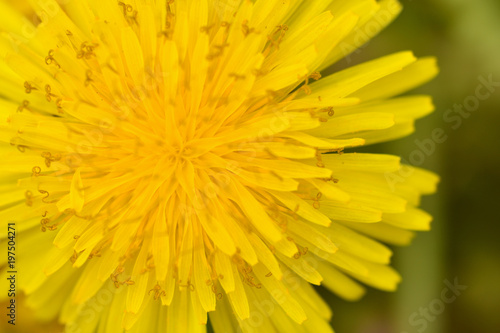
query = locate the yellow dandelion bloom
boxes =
[0,0,439,332]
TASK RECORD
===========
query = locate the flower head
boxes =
[0,0,438,332]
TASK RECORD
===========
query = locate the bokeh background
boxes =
[1,0,499,332]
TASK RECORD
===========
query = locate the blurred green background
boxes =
[324,0,500,332]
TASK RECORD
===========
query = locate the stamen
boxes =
[327,107,335,117]
[17,100,30,113]
[220,21,231,35]
[32,166,41,177]
[118,1,133,15]
[40,218,49,232]
[265,89,281,104]
[38,189,56,203]
[323,148,344,155]
[25,190,34,206]
[262,24,288,57]
[228,73,246,81]
[85,70,93,87]
[206,43,230,61]
[88,249,102,259]
[158,30,173,39]
[77,42,98,59]
[301,85,312,95]
[316,151,325,168]
[123,278,135,286]
[200,24,214,34]
[241,20,256,37]
[209,283,223,299]
[320,176,334,182]
[70,250,79,263]
[300,72,321,95]
[235,255,262,288]
[149,283,166,300]
[24,82,37,94]
[140,255,156,274]
[312,200,320,209]
[178,281,195,291]
[56,98,64,114]
[309,72,321,81]
[293,244,308,259]
[252,68,267,77]
[45,50,61,69]
[45,85,58,102]
[111,266,135,288]
[158,3,175,39]
[40,217,59,232]
[118,2,138,25]
[41,152,61,167]
[241,267,261,289]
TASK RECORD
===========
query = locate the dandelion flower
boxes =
[0,0,439,332]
